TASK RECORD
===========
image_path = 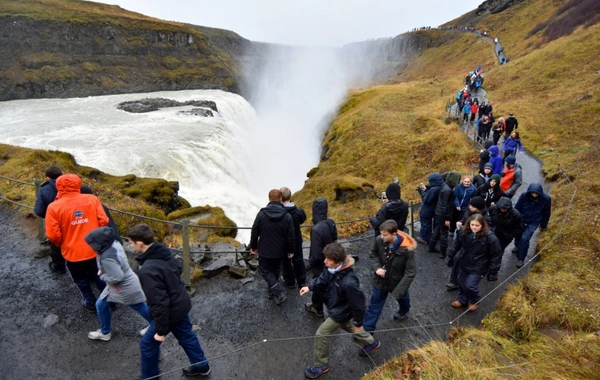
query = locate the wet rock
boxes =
[577,94,591,102]
[240,277,254,285]
[247,258,259,270]
[177,108,214,117]
[42,314,59,328]
[117,98,218,113]
[203,258,231,278]
[228,266,247,279]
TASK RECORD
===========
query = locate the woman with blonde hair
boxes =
[492,117,505,145]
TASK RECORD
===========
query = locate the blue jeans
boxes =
[363,287,410,333]
[456,266,482,305]
[140,315,209,379]
[96,297,152,334]
[515,223,539,261]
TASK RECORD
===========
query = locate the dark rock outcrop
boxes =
[178,108,214,117]
[116,98,218,113]
[475,0,526,15]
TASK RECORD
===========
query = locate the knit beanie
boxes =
[469,196,486,210]
[505,155,516,165]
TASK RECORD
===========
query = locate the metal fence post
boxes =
[181,219,192,292]
[34,179,45,241]
[408,201,414,238]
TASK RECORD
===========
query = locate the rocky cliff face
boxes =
[475,0,526,15]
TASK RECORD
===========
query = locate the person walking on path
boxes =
[470,101,479,123]
[474,174,504,209]
[492,117,505,146]
[363,220,417,333]
[300,243,380,379]
[428,171,461,259]
[513,183,552,268]
[488,146,504,176]
[417,173,443,245]
[499,155,523,199]
[503,131,523,159]
[84,226,151,341]
[452,176,477,233]
[128,223,211,379]
[446,214,502,311]
[308,198,338,277]
[369,182,409,235]
[280,186,308,289]
[45,173,109,313]
[473,162,493,189]
[34,165,66,274]
[462,101,471,124]
[504,113,519,139]
[488,197,522,254]
[80,185,122,244]
[250,189,295,305]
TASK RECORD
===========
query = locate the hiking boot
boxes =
[279,276,296,289]
[359,339,381,357]
[516,260,524,268]
[48,262,66,274]
[88,329,111,341]
[468,303,479,312]
[80,300,97,314]
[393,310,408,321]
[487,273,498,281]
[511,246,518,254]
[304,364,329,379]
[274,292,287,306]
[446,282,459,291]
[183,364,211,377]
[415,236,428,245]
[266,291,274,299]
[304,303,324,318]
[139,326,149,337]
[34,248,50,259]
[451,300,465,308]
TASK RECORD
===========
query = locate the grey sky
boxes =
[91,0,483,46]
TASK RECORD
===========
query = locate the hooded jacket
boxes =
[34,178,58,218]
[505,116,519,134]
[473,163,492,188]
[488,146,504,176]
[435,171,460,220]
[454,182,478,211]
[448,231,502,275]
[418,172,443,219]
[250,201,295,259]
[474,174,505,208]
[489,197,523,242]
[85,227,146,305]
[309,198,337,268]
[45,174,109,262]
[135,242,190,336]
[503,136,523,153]
[369,231,417,299]
[515,183,552,228]
[283,202,307,255]
[500,164,523,198]
[309,256,366,326]
[370,183,409,234]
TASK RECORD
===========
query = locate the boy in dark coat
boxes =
[428,171,461,259]
[417,172,443,245]
[514,183,552,268]
[301,243,380,379]
[489,196,523,254]
[280,186,308,288]
[128,223,211,379]
[369,182,409,235]
[308,198,337,277]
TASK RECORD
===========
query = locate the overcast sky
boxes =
[91,0,482,46]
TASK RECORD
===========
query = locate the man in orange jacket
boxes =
[45,174,110,313]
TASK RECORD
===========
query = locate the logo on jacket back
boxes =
[72,210,88,225]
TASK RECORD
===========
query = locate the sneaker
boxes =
[516,260,524,268]
[139,326,149,337]
[274,292,287,306]
[393,311,408,321]
[359,339,381,357]
[80,300,97,314]
[415,236,429,245]
[304,364,329,379]
[48,262,66,274]
[446,282,459,291]
[468,303,479,312]
[451,300,464,308]
[88,329,111,341]
[512,246,518,254]
[183,364,211,377]
[304,303,324,318]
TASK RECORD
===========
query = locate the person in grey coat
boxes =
[84,226,151,341]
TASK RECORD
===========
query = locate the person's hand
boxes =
[456,222,463,229]
[375,268,386,277]
[299,286,310,296]
[154,334,165,342]
[251,249,258,255]
[353,325,364,333]
[97,270,102,276]
[445,220,450,227]
[287,253,294,259]
[456,206,461,211]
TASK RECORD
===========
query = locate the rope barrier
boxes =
[0,194,34,210]
[0,174,35,186]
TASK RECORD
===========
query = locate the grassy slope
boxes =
[294,0,600,377]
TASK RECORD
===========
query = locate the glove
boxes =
[487,272,498,281]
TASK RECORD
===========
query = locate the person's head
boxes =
[323,242,347,268]
[468,196,486,213]
[489,174,501,189]
[505,155,516,168]
[268,189,283,202]
[482,115,488,123]
[509,113,514,117]
[379,220,399,243]
[463,214,488,238]
[44,165,62,180]
[496,197,512,213]
[80,185,94,194]
[512,131,520,139]
[461,176,472,187]
[126,223,155,253]
[385,183,401,201]
[498,117,505,124]
[280,187,292,202]
[483,163,493,176]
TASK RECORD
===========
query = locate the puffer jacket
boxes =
[309,198,337,268]
[45,174,109,262]
[489,197,523,242]
[418,172,443,219]
[370,183,409,234]
[250,201,295,259]
[309,256,366,326]
[369,231,417,299]
[500,164,523,198]
[85,227,146,305]
[515,183,552,228]
[448,231,502,275]
[33,179,58,218]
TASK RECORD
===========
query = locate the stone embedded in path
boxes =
[42,314,59,328]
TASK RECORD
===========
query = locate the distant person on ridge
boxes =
[369,182,409,235]
[308,198,337,277]
[280,186,308,289]
[250,189,295,305]
[416,172,443,245]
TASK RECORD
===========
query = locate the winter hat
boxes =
[469,196,486,210]
[505,155,517,165]
[489,174,501,188]
[483,163,493,171]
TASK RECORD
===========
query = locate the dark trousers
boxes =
[419,213,434,243]
[310,286,327,312]
[259,256,283,296]
[456,266,483,305]
[282,250,306,287]
[50,242,66,270]
[430,215,450,254]
[66,258,105,307]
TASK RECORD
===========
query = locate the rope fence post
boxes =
[34,179,45,241]
[408,200,414,238]
[181,219,192,294]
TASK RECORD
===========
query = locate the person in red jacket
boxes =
[45,174,110,313]
[470,101,479,123]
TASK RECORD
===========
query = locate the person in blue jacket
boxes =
[503,131,523,159]
[462,101,471,123]
[513,183,551,268]
[488,146,504,176]
[416,172,443,245]
[452,176,477,233]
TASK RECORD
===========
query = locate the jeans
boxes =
[314,317,374,366]
[140,315,209,379]
[514,223,539,261]
[281,250,306,286]
[96,297,152,334]
[258,256,283,296]
[456,266,482,305]
[66,258,105,307]
[363,287,410,333]
[50,242,66,270]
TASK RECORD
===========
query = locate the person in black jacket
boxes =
[474,174,505,209]
[417,172,443,245]
[33,165,66,274]
[250,189,295,305]
[369,182,409,236]
[308,198,337,277]
[300,243,380,379]
[280,186,308,288]
[80,185,123,244]
[489,197,523,267]
[445,214,502,311]
[504,113,519,140]
[428,171,461,259]
[127,223,211,379]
